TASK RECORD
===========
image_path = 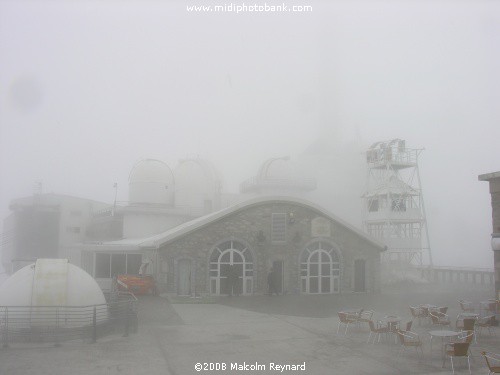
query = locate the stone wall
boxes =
[158,201,382,295]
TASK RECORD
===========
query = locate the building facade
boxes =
[131,196,385,296]
[479,171,500,300]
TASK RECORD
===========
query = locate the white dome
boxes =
[240,156,316,194]
[258,156,298,180]
[0,259,106,307]
[129,159,174,205]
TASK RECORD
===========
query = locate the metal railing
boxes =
[0,292,137,347]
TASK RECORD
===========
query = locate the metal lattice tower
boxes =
[362,139,432,267]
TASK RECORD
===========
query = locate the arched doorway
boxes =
[209,240,253,295]
[300,241,341,294]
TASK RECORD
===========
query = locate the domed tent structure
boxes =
[0,259,108,330]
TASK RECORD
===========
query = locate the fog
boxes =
[1,0,499,271]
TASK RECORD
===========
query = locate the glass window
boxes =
[368,199,379,212]
[321,263,330,276]
[95,253,111,278]
[111,254,126,277]
[221,251,230,262]
[321,277,331,293]
[309,264,318,276]
[309,277,318,293]
[127,254,143,274]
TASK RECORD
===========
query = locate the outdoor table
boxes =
[459,312,479,318]
[341,308,362,318]
[429,330,461,367]
[378,316,401,343]
[480,300,498,314]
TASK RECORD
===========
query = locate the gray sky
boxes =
[1,0,499,269]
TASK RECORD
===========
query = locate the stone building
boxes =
[127,196,385,296]
[479,171,500,300]
[3,156,386,296]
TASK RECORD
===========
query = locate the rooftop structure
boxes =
[362,139,432,267]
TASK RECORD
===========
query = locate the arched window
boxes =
[209,240,253,295]
[300,241,340,294]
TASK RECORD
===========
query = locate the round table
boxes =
[459,312,479,318]
[378,316,401,343]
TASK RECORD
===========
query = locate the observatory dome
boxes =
[258,156,301,181]
[0,259,106,307]
[129,159,174,205]
[240,156,316,194]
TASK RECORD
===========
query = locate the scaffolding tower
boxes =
[362,139,432,267]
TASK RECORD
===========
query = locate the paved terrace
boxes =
[0,284,498,375]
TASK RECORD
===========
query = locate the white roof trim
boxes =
[137,195,386,251]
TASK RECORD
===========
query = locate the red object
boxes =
[116,274,157,295]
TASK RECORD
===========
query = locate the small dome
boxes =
[0,259,106,307]
[129,159,174,205]
[240,156,316,194]
[258,156,298,180]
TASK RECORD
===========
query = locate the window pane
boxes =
[309,277,318,293]
[309,264,318,276]
[321,263,330,276]
[127,254,143,274]
[310,252,319,262]
[95,253,110,278]
[221,251,230,262]
[321,277,331,293]
[233,252,243,263]
[111,254,126,277]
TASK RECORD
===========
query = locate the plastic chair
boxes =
[396,329,423,358]
[430,310,451,327]
[456,315,476,330]
[459,300,474,313]
[405,320,413,332]
[367,320,389,344]
[476,315,495,337]
[357,310,374,328]
[482,351,500,374]
[457,330,475,355]
[444,342,471,374]
[337,312,358,335]
[409,306,426,325]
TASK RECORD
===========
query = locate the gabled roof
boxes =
[84,196,386,252]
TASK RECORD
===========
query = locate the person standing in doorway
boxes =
[227,264,240,297]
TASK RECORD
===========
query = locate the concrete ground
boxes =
[0,285,498,375]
